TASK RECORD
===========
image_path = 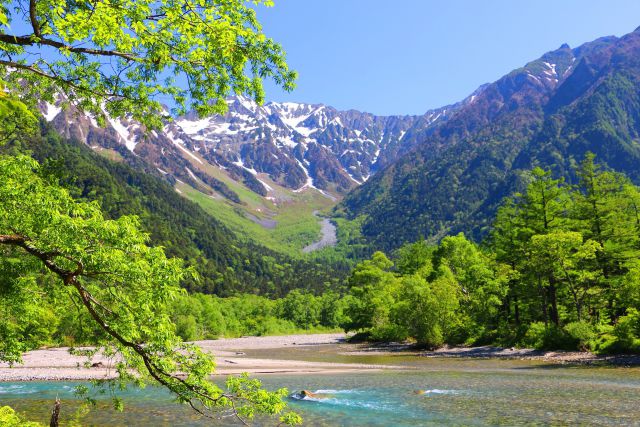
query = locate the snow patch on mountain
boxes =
[108,118,137,152]
[44,103,62,122]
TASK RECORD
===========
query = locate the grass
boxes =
[93,147,124,162]
[175,169,338,258]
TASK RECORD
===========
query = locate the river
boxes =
[302,211,337,253]
[3,347,640,426]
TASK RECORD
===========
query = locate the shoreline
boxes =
[0,334,395,381]
[2,333,639,382]
[343,342,640,366]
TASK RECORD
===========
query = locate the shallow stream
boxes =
[2,347,640,426]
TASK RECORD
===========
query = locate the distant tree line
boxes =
[340,154,640,352]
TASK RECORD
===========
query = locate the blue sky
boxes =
[256,0,640,116]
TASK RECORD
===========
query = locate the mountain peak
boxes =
[559,43,570,49]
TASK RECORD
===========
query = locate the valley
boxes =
[2,2,640,426]
[38,83,483,257]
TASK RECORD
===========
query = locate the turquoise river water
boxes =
[2,346,640,426]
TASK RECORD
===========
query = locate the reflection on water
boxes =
[2,349,640,426]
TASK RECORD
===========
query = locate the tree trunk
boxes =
[576,300,582,322]
[548,282,559,326]
[50,398,61,427]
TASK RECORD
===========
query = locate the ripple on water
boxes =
[420,389,462,395]
[0,384,39,395]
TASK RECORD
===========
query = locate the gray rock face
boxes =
[171,96,478,193]
[39,89,485,200]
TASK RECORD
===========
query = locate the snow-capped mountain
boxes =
[39,88,485,201]
[170,96,456,192]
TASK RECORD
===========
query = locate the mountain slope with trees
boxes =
[338,28,640,252]
[2,123,348,297]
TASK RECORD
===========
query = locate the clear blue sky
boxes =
[256,0,640,116]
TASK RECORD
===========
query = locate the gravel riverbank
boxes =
[2,333,638,381]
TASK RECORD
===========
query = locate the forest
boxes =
[339,155,640,352]
[9,142,640,355]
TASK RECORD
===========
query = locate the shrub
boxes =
[564,321,596,351]
[594,310,640,354]
[520,322,575,350]
[520,322,546,349]
[0,406,42,427]
[175,315,197,341]
[369,323,409,344]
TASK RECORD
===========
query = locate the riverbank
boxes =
[302,211,337,253]
[343,342,640,366]
[2,333,639,381]
[0,334,389,381]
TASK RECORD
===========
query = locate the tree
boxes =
[572,154,640,320]
[433,234,508,337]
[394,239,433,276]
[343,252,401,339]
[278,289,321,329]
[505,168,569,326]
[490,199,529,326]
[393,270,459,348]
[529,231,601,321]
[0,0,297,128]
[519,167,568,236]
[0,99,300,424]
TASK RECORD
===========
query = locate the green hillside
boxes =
[3,124,349,297]
[338,30,640,253]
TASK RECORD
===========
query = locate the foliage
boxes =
[0,94,39,144]
[343,236,504,347]
[0,153,300,423]
[0,406,43,427]
[341,155,640,353]
[169,291,346,340]
[0,0,296,128]
[564,321,596,351]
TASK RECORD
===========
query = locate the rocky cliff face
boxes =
[39,88,481,201]
[171,96,463,193]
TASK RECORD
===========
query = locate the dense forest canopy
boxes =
[339,155,640,352]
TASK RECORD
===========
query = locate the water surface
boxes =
[2,350,640,426]
[303,211,337,253]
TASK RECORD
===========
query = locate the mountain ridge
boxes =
[338,29,640,252]
[39,84,485,202]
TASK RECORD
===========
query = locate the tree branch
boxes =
[0,59,123,99]
[0,33,140,61]
[0,233,240,420]
[28,0,42,38]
